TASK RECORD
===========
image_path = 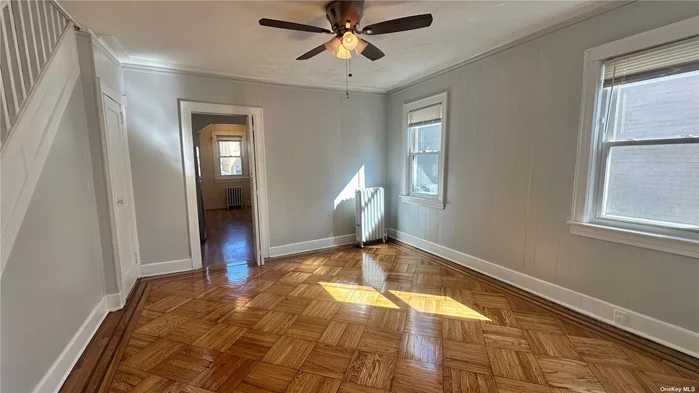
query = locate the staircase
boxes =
[1,0,76,272]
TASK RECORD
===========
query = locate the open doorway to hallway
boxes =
[191,114,254,268]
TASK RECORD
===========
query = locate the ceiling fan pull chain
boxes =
[345,57,350,99]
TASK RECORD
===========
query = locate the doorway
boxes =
[99,80,140,306]
[179,101,270,268]
[193,116,255,267]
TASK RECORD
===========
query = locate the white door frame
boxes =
[178,101,270,268]
[98,79,140,307]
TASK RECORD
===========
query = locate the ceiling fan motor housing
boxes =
[325,0,364,35]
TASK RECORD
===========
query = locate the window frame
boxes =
[400,92,448,209]
[212,132,246,182]
[570,16,699,258]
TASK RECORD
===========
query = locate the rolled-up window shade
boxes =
[603,36,699,87]
[408,104,442,127]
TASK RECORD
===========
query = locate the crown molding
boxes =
[121,62,388,95]
[60,0,631,97]
[387,1,633,94]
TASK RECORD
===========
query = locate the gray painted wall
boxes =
[76,34,122,294]
[123,69,387,265]
[1,81,105,393]
[387,1,699,332]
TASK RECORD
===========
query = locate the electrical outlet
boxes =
[613,309,628,326]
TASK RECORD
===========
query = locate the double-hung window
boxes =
[214,134,245,181]
[400,92,448,209]
[571,17,699,257]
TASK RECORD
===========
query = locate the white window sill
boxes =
[568,221,699,259]
[214,177,248,184]
[399,195,445,210]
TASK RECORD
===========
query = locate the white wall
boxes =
[123,68,387,265]
[1,81,105,393]
[76,33,123,294]
[387,1,699,333]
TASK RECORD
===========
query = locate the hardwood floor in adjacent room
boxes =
[201,208,254,268]
[82,243,699,393]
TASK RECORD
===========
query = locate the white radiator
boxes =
[226,186,243,208]
[355,187,386,248]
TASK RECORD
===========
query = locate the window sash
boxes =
[409,122,441,197]
[215,137,244,178]
[218,140,242,157]
[409,151,440,197]
[410,123,442,154]
[593,137,699,231]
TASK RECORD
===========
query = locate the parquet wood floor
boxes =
[201,208,254,268]
[84,243,699,393]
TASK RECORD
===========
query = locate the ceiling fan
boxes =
[259,0,433,61]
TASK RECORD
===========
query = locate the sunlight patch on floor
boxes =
[319,282,399,309]
[389,290,490,320]
[318,282,488,319]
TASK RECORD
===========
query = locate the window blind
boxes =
[408,104,442,127]
[603,36,699,87]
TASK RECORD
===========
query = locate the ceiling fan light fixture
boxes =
[341,31,358,51]
[336,45,352,59]
[325,37,352,59]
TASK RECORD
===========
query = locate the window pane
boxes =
[219,140,241,157]
[220,157,242,176]
[608,70,699,140]
[411,153,439,195]
[413,123,441,152]
[602,143,699,227]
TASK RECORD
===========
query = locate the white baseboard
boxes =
[31,297,108,393]
[121,262,139,306]
[139,258,193,277]
[269,234,355,258]
[105,293,122,311]
[388,228,699,358]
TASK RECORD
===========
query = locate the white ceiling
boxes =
[61,1,604,93]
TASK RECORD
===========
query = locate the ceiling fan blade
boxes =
[259,18,332,34]
[358,39,384,61]
[360,14,433,35]
[297,44,327,60]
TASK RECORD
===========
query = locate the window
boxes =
[400,92,447,209]
[571,17,699,258]
[213,133,246,181]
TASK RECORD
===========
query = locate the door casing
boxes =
[98,80,140,308]
[178,100,270,267]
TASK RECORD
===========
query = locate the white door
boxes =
[247,116,263,266]
[102,91,138,301]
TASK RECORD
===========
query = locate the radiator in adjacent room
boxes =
[355,187,386,248]
[226,186,243,208]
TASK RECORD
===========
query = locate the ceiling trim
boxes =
[387,0,633,94]
[61,0,633,97]
[121,63,388,95]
